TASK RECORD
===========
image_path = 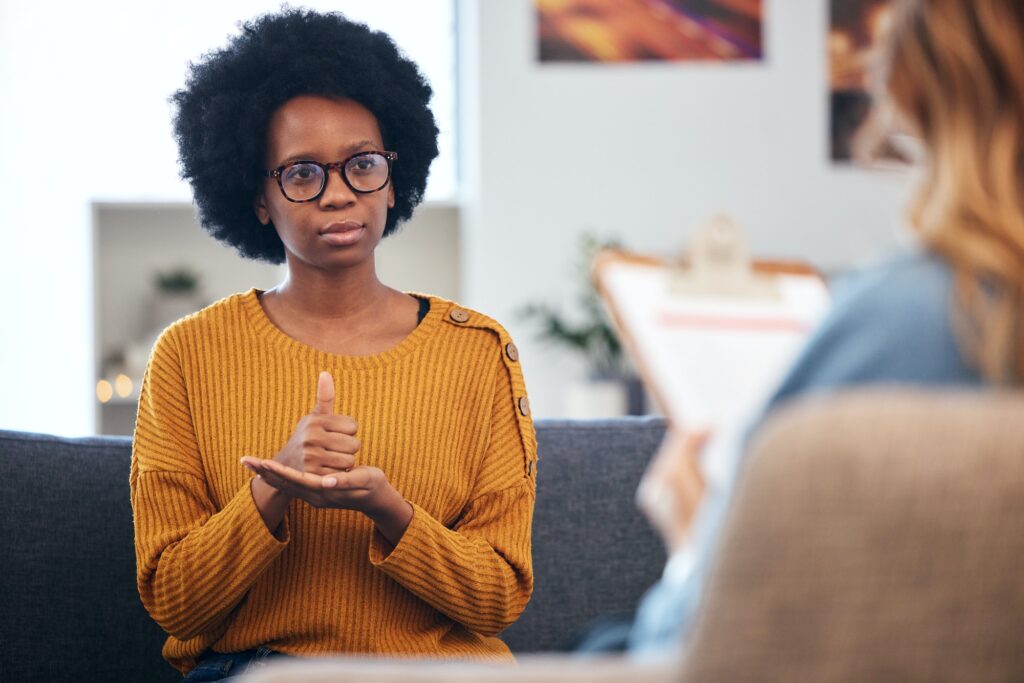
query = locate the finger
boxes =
[636,476,672,525]
[660,428,712,466]
[241,456,271,477]
[685,430,712,456]
[299,444,355,471]
[313,371,335,415]
[262,458,327,491]
[322,466,375,491]
[323,433,361,454]
[637,431,690,511]
[320,414,358,436]
[310,452,356,474]
[677,457,706,515]
[242,457,275,478]
[251,462,305,495]
[305,432,360,454]
[245,460,277,481]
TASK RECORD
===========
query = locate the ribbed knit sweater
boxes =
[130,289,537,673]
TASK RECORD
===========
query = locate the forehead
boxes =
[265,95,384,160]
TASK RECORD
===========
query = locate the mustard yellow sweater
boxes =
[130,290,537,673]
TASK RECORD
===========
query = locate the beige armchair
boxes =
[242,389,1024,682]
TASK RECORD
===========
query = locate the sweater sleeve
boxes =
[130,326,290,642]
[368,350,537,636]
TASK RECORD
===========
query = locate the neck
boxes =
[271,253,391,321]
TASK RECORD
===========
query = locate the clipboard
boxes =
[593,215,830,433]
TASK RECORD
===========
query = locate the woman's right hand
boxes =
[636,428,709,555]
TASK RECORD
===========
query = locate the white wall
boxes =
[458,0,914,418]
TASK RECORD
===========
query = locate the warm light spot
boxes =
[115,374,134,398]
[96,380,114,404]
[828,31,852,56]
[868,5,894,42]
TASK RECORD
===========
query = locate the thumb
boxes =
[313,371,335,415]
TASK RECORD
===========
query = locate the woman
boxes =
[130,10,537,679]
[630,0,1024,654]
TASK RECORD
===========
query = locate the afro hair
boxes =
[171,9,440,263]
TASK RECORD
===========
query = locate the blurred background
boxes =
[0,0,910,436]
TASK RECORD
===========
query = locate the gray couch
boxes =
[0,418,667,682]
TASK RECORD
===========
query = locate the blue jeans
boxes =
[183,647,289,682]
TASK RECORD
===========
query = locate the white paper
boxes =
[602,261,830,436]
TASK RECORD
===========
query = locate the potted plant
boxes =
[147,267,204,334]
[519,234,644,417]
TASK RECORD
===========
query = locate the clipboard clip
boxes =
[671,215,779,300]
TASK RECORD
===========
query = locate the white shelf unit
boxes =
[91,201,460,435]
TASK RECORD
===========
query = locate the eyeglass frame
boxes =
[263,150,398,203]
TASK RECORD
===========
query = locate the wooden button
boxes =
[505,342,519,362]
[518,396,531,416]
[449,308,470,323]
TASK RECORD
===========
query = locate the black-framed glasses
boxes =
[264,151,398,203]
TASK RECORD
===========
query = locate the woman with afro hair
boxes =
[130,10,537,679]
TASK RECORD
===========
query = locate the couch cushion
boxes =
[502,417,667,651]
[0,429,178,682]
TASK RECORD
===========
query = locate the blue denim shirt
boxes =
[628,249,983,655]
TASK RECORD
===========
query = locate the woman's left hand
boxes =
[241,457,413,545]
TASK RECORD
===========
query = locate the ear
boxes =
[254,193,271,225]
[387,184,395,210]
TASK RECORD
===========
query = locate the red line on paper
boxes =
[656,312,811,333]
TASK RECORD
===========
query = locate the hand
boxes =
[248,371,361,480]
[243,371,360,535]
[244,458,413,546]
[636,428,709,554]
[243,458,383,511]
[240,371,411,544]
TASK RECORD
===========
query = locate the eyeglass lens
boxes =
[280,153,390,201]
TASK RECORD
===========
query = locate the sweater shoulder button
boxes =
[518,396,531,416]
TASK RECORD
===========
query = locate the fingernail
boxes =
[324,477,337,488]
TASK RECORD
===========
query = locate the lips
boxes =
[321,220,364,235]
[319,220,365,246]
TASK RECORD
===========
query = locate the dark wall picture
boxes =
[829,0,907,163]
[536,0,763,63]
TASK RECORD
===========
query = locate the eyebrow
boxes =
[276,140,381,166]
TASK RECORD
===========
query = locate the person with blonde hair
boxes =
[627,0,1024,654]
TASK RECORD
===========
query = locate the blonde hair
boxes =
[881,0,1024,382]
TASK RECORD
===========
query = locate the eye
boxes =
[283,163,321,184]
[348,154,382,175]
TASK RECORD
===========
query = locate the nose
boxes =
[318,165,357,209]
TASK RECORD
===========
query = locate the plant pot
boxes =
[563,378,629,419]
[147,292,205,333]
